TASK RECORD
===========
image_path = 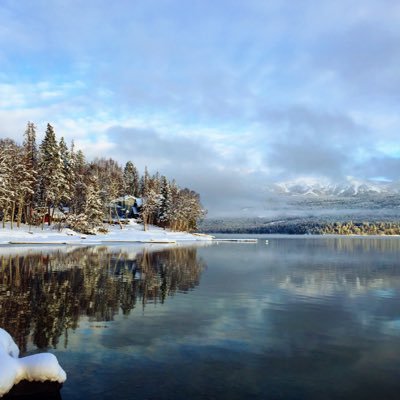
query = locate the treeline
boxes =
[199,218,400,235]
[0,122,205,233]
[313,221,400,235]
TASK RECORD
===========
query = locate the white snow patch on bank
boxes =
[0,328,66,397]
[0,220,213,245]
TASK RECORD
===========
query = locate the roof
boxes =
[110,195,137,203]
[49,208,66,217]
[108,195,143,208]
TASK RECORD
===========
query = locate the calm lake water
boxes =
[1,236,400,400]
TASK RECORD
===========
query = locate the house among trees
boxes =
[108,195,142,219]
[0,122,206,233]
[43,207,68,224]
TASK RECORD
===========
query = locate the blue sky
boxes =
[0,0,399,216]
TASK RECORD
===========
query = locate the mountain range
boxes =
[269,177,400,198]
[200,177,400,233]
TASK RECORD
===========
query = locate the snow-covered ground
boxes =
[0,220,213,245]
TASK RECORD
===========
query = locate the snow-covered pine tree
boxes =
[166,184,205,231]
[22,122,38,224]
[158,175,172,228]
[123,161,140,197]
[84,175,105,232]
[58,137,74,209]
[139,166,149,197]
[140,169,165,229]
[89,158,124,224]
[180,188,205,231]
[38,124,68,225]
[150,171,161,194]
[71,147,87,215]
[23,122,38,169]
[0,140,14,228]
[12,145,35,228]
[5,142,19,228]
[0,140,24,228]
[140,188,162,231]
[168,180,181,231]
[0,140,35,229]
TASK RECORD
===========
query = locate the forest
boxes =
[0,122,205,234]
[199,217,400,235]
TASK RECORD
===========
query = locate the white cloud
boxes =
[1,0,400,215]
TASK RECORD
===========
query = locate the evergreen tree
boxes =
[71,147,87,215]
[38,124,67,225]
[158,176,172,227]
[139,166,149,197]
[123,161,139,197]
[58,137,73,208]
[85,175,104,230]
[22,122,38,224]
[140,188,162,231]
[90,158,124,224]
[139,167,163,230]
[0,140,35,229]
[12,145,35,228]
[150,171,161,193]
[0,140,14,228]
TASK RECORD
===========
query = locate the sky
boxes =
[0,0,399,216]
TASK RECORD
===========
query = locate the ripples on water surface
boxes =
[1,237,400,399]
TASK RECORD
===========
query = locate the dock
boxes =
[9,241,69,245]
[212,238,258,243]
[141,239,177,244]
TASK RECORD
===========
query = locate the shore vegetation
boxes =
[0,123,206,234]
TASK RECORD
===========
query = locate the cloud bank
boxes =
[0,0,399,216]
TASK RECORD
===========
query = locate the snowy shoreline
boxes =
[0,220,213,246]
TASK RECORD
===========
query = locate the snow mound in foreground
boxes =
[0,328,66,397]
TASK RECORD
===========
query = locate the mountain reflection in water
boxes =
[0,245,206,352]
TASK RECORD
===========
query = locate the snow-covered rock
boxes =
[0,328,19,358]
[0,328,66,397]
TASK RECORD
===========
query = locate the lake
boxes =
[1,236,400,400]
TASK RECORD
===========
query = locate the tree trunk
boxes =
[10,201,15,230]
[3,206,8,229]
[27,205,32,232]
[26,204,32,226]
[41,205,47,230]
[109,207,113,225]
[50,204,56,226]
[17,196,24,228]
[114,205,123,229]
[46,205,51,226]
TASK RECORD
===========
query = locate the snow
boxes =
[0,220,213,245]
[0,328,66,397]
[272,176,395,197]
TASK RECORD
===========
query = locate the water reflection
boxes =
[0,245,205,352]
[2,237,400,400]
[263,238,400,298]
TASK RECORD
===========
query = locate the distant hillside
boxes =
[200,177,400,234]
[198,212,400,235]
[262,177,400,214]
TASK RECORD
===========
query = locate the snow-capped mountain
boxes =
[270,177,398,197]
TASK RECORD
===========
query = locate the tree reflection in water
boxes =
[0,246,205,352]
